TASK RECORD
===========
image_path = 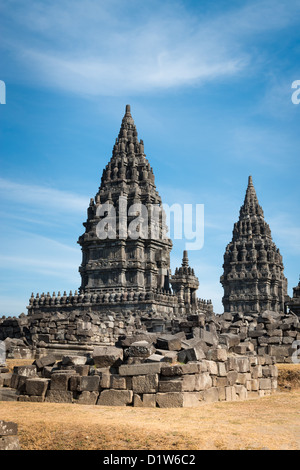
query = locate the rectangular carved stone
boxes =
[97,389,133,406]
[45,390,73,403]
[50,372,76,391]
[26,378,49,397]
[0,420,18,436]
[92,346,123,368]
[119,363,161,376]
[132,374,158,394]
[76,391,99,405]
[156,335,182,351]
[77,375,100,392]
[194,372,212,391]
[0,436,20,450]
[133,394,156,408]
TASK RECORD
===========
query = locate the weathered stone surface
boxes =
[92,346,123,368]
[0,388,20,401]
[26,378,49,397]
[133,393,156,408]
[158,378,183,393]
[62,355,87,366]
[259,378,272,390]
[194,372,212,391]
[0,420,18,436]
[34,354,56,369]
[125,341,155,358]
[156,392,202,408]
[201,387,219,403]
[160,363,199,377]
[0,435,20,450]
[97,389,133,406]
[156,392,184,408]
[132,374,158,394]
[206,348,228,362]
[177,343,205,363]
[119,363,161,376]
[156,335,182,351]
[77,375,100,392]
[50,372,76,391]
[45,390,73,403]
[76,391,99,405]
[13,365,37,377]
[110,375,127,390]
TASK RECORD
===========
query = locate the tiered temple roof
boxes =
[220,176,288,314]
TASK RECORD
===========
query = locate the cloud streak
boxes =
[5,0,299,96]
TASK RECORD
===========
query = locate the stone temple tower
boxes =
[220,176,288,314]
[78,105,173,298]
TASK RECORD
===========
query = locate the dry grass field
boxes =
[0,361,299,450]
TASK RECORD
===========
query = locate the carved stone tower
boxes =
[171,251,199,311]
[78,105,173,297]
[220,176,288,314]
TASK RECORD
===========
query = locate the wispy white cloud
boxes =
[0,177,87,213]
[3,0,299,96]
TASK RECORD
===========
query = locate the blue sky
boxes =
[0,0,299,315]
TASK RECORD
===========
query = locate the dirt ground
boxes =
[1,361,299,450]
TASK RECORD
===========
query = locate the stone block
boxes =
[13,365,37,377]
[26,378,49,397]
[132,374,158,394]
[0,388,20,401]
[0,373,12,387]
[206,348,228,362]
[18,395,44,402]
[97,389,133,406]
[34,354,56,370]
[125,341,155,358]
[156,335,182,351]
[234,385,248,400]
[259,378,272,390]
[45,390,73,403]
[78,375,100,392]
[233,342,254,354]
[227,371,238,386]
[202,360,218,375]
[177,344,205,363]
[201,387,219,403]
[236,357,250,373]
[199,329,218,347]
[158,378,183,392]
[76,391,99,405]
[251,379,259,391]
[75,365,90,376]
[215,377,228,387]
[217,362,227,376]
[251,365,262,379]
[236,373,251,385]
[110,374,127,390]
[62,355,87,366]
[0,436,20,450]
[119,363,161,376]
[156,392,184,408]
[50,372,76,391]
[194,372,212,391]
[0,420,18,436]
[133,394,156,408]
[92,346,123,368]
[219,333,240,349]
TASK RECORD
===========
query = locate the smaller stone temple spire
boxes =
[221,176,288,314]
[171,250,199,311]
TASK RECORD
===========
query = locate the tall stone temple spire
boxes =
[78,105,173,297]
[220,176,288,314]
